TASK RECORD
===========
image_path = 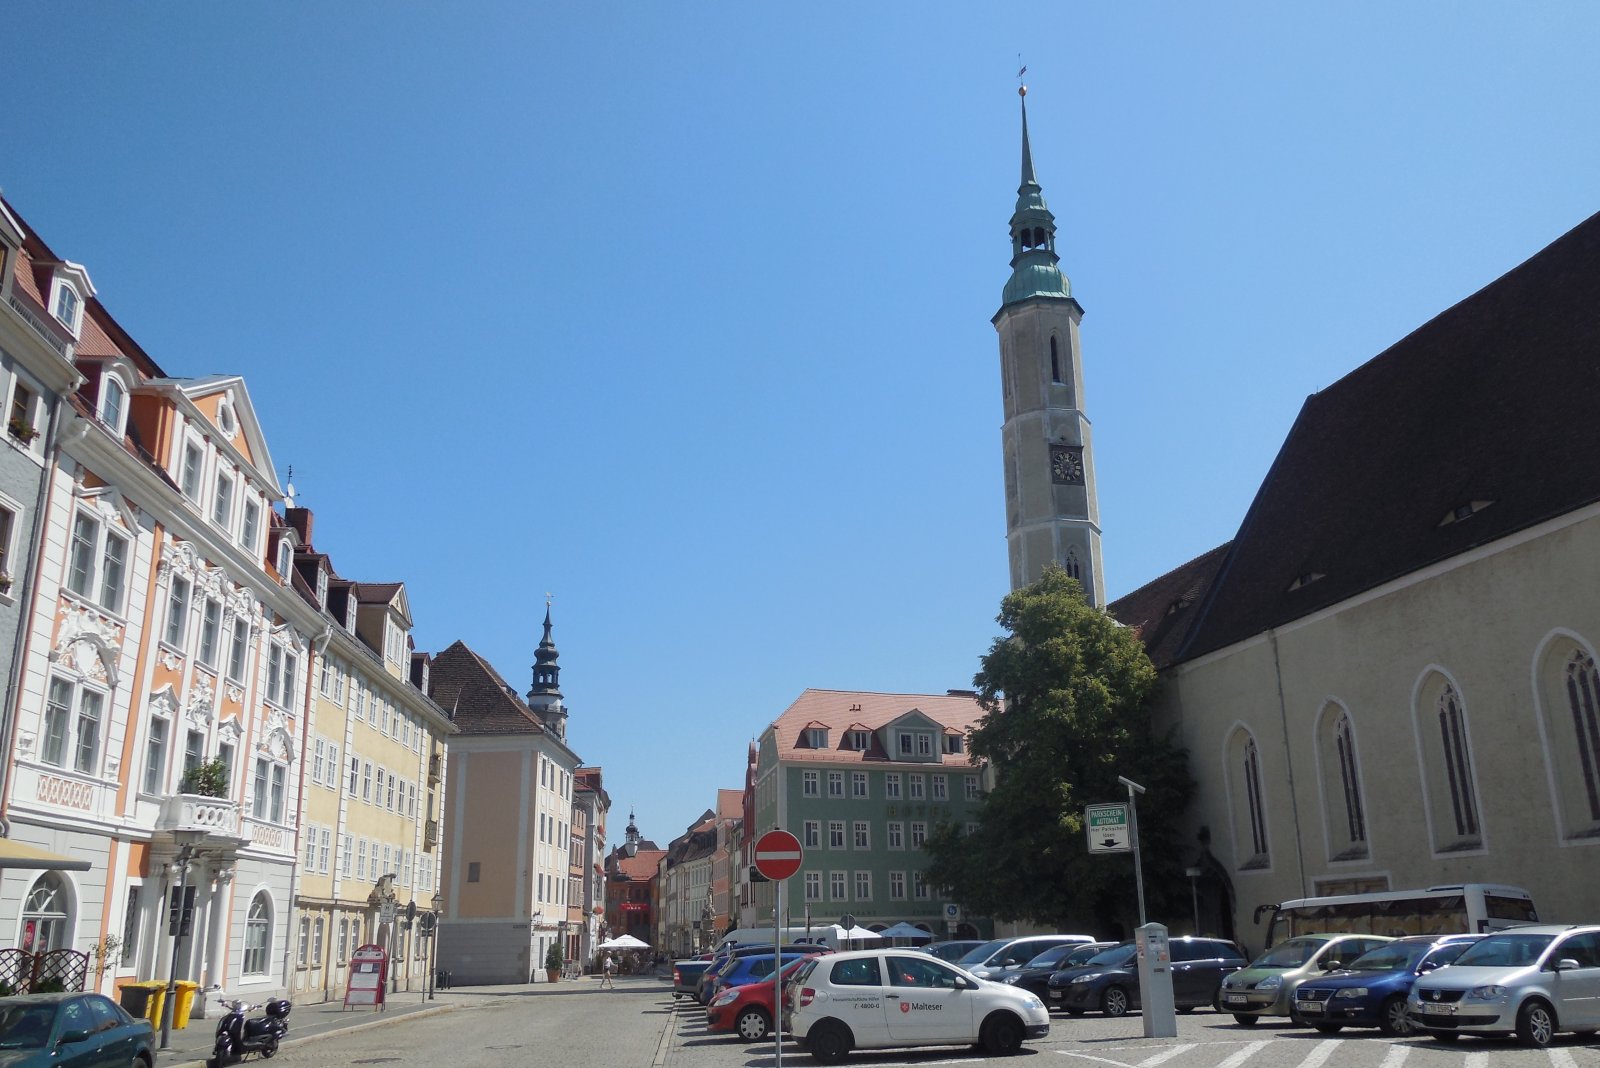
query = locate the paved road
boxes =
[162,977,1600,1068]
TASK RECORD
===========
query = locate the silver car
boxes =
[1408,924,1600,1048]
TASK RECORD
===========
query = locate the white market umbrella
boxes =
[599,934,650,950]
[841,926,882,944]
[878,922,933,942]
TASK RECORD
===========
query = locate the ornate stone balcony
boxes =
[156,793,242,841]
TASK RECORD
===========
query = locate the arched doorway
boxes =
[20,873,71,954]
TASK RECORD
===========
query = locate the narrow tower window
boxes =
[1050,337,1061,383]
[1566,651,1600,821]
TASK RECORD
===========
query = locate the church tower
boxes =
[994,85,1105,605]
[526,602,568,740]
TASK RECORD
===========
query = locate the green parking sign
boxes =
[1086,803,1131,854]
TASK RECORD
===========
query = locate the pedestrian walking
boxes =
[599,951,615,989]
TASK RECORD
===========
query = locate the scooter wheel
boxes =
[262,1035,279,1058]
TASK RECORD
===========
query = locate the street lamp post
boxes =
[426,893,442,1000]
[160,831,206,1051]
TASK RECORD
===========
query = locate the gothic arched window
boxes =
[1437,686,1479,838]
[1063,548,1081,581]
[1225,727,1270,870]
[1566,650,1600,822]
[1316,705,1368,860]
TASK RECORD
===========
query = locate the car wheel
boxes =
[1101,986,1130,1018]
[1313,1024,1343,1034]
[1378,995,1412,1036]
[1429,1031,1459,1044]
[982,1013,1025,1056]
[807,1021,852,1064]
[1516,999,1556,1048]
[736,1008,771,1042]
[1233,1013,1259,1027]
[1176,1005,1194,1014]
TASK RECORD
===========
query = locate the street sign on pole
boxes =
[1085,803,1131,853]
[754,830,803,881]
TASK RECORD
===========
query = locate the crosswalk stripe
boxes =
[1377,1044,1410,1068]
[1137,1045,1196,1067]
[1214,1040,1272,1068]
[1465,1053,1489,1068]
[1548,1050,1580,1068]
[1292,1040,1338,1068]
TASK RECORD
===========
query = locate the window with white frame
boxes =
[885,773,901,799]
[0,499,16,589]
[362,762,372,803]
[910,821,927,848]
[828,820,845,849]
[303,825,318,870]
[802,770,818,796]
[356,839,368,880]
[827,771,843,797]
[7,381,37,445]
[805,727,827,748]
[889,872,906,900]
[275,539,291,579]
[312,916,324,966]
[243,892,272,976]
[803,872,821,902]
[212,472,234,528]
[217,740,234,789]
[853,821,869,849]
[847,729,869,751]
[909,774,925,800]
[265,643,297,708]
[829,871,846,900]
[240,499,261,554]
[932,774,947,800]
[318,828,330,873]
[897,731,913,756]
[853,871,871,900]
[944,734,964,755]
[66,511,129,613]
[964,775,979,800]
[99,376,127,436]
[180,439,204,502]
[226,618,249,682]
[312,738,326,786]
[41,676,103,774]
[143,712,170,795]
[340,835,353,877]
[916,733,933,756]
[197,599,220,668]
[851,771,868,798]
[182,729,204,778]
[252,757,286,823]
[164,575,191,648]
[347,756,359,796]
[912,871,929,899]
[52,285,80,333]
[887,821,903,849]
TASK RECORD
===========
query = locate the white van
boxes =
[720,926,842,952]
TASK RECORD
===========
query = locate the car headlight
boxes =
[1257,975,1282,991]
[1002,975,1021,984]
[1070,973,1099,984]
[1025,996,1045,1010]
[710,989,739,1007]
[1335,988,1367,999]
[1468,985,1507,1000]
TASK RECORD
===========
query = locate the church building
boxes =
[1002,91,1600,947]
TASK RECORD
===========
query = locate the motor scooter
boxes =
[206,997,291,1066]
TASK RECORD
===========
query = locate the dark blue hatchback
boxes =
[1290,934,1479,1035]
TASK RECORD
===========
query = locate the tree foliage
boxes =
[923,567,1194,935]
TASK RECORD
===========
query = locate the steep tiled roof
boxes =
[768,689,984,765]
[1108,543,1231,670]
[428,639,545,735]
[610,849,665,881]
[1171,210,1600,662]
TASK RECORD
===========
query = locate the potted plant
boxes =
[0,573,13,595]
[7,418,38,443]
[179,758,230,798]
[545,940,564,983]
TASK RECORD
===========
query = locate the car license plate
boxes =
[1049,990,1063,999]
[1225,994,1248,1005]
[1295,1000,1323,1014]
[1419,1002,1455,1016]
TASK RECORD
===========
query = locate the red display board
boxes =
[343,944,388,1010]
[753,829,803,881]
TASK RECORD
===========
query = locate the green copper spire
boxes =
[1000,85,1073,310]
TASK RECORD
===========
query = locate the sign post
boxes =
[754,829,804,1068]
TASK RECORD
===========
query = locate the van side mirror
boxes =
[1553,958,1581,972]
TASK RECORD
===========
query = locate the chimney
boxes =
[286,506,314,548]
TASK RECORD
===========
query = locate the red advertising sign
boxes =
[753,829,803,881]
[343,943,388,1010]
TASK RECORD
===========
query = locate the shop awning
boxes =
[0,840,91,872]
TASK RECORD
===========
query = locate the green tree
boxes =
[924,566,1193,935]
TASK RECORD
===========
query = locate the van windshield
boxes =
[956,939,1011,966]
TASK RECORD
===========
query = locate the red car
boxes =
[705,954,824,1041]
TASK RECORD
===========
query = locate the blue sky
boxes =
[4,3,1598,844]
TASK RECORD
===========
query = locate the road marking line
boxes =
[1548,1050,1580,1068]
[1137,1045,1196,1067]
[1292,1040,1338,1068]
[1465,1053,1489,1068]
[1056,1053,1137,1067]
[1214,1040,1271,1068]
[1377,1044,1409,1068]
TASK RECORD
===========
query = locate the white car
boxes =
[783,948,1049,1062]
[957,934,1097,980]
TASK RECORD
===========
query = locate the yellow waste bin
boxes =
[172,981,200,1029]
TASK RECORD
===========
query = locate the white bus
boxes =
[1253,883,1538,949]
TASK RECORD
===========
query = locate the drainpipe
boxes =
[1267,628,1309,897]
[0,408,87,834]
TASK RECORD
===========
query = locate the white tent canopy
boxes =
[877,922,934,941]
[598,934,650,949]
[832,925,882,942]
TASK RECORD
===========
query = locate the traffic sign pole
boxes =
[753,828,804,1068]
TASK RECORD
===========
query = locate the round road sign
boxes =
[753,829,803,881]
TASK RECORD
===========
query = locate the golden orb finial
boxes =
[1019,84,1027,98]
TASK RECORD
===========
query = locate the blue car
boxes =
[703,950,820,1004]
[1290,934,1479,1035]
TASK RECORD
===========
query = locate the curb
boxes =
[161,1002,461,1068]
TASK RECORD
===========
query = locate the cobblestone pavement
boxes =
[153,978,1600,1068]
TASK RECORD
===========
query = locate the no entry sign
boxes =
[753,829,803,881]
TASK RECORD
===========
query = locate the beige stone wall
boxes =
[1162,506,1600,941]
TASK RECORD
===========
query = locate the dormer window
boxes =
[275,539,292,580]
[180,440,204,502]
[1439,500,1494,526]
[847,730,870,751]
[945,734,964,755]
[1288,571,1326,592]
[52,286,80,333]
[917,733,933,757]
[45,262,93,340]
[898,731,913,756]
[99,376,127,435]
[804,727,828,749]
[315,568,328,608]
